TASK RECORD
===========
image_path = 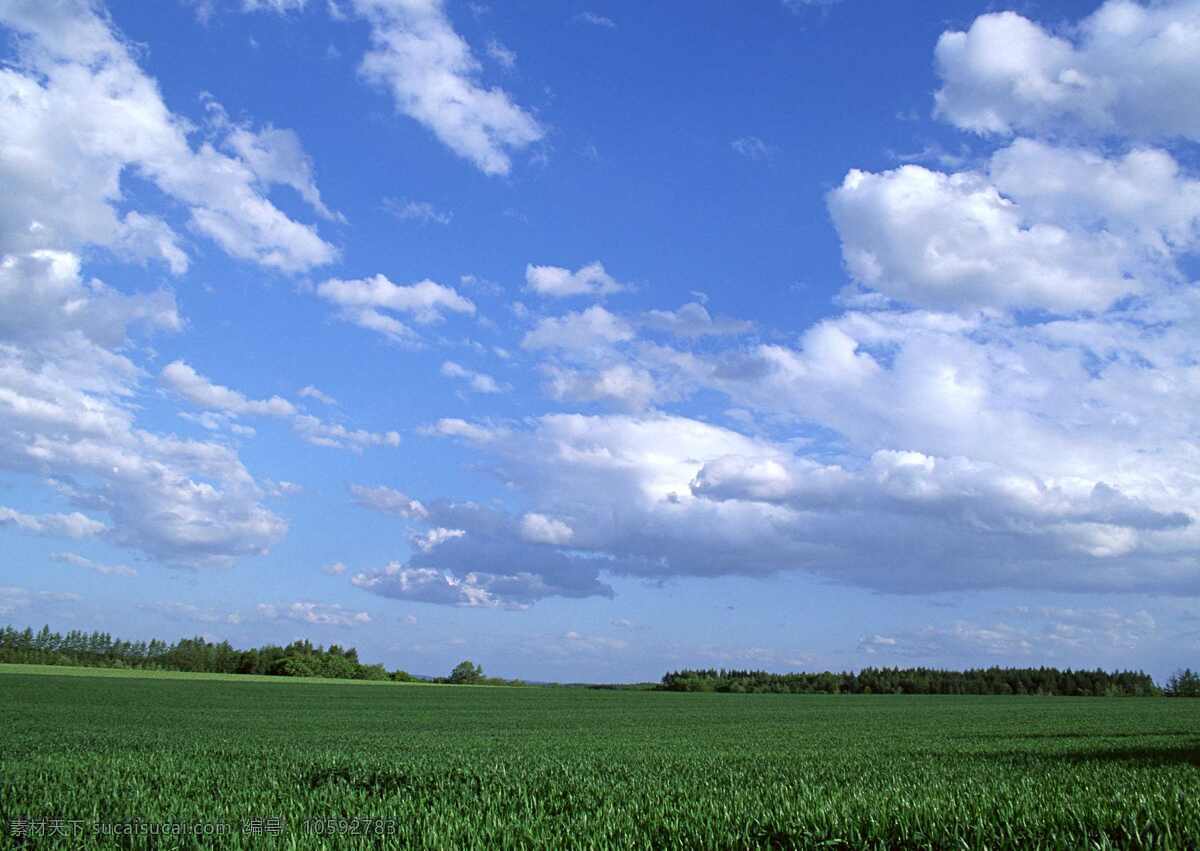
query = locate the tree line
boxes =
[0,624,410,681]
[431,659,524,687]
[659,666,1185,696]
[0,623,527,686]
[4,624,1195,694]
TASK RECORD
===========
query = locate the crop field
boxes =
[2,668,1198,849]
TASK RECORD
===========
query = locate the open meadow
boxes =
[2,667,1198,849]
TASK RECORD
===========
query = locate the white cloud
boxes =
[485,38,516,69]
[0,253,285,567]
[441,361,505,393]
[0,251,180,349]
[0,2,336,272]
[988,139,1200,259]
[519,513,574,545]
[574,11,615,28]
[50,551,136,577]
[162,361,297,418]
[934,2,1200,141]
[322,561,348,575]
[525,262,626,298]
[861,606,1158,663]
[318,275,474,321]
[522,306,633,351]
[298,385,338,406]
[541,364,658,411]
[350,0,543,175]
[317,274,474,342]
[0,585,80,617]
[256,601,371,626]
[426,417,498,443]
[411,526,466,551]
[351,491,613,607]
[730,136,773,161]
[395,395,1200,598]
[164,362,398,452]
[243,0,308,12]
[642,302,753,338]
[350,484,429,519]
[561,630,627,652]
[383,197,453,225]
[352,563,508,607]
[290,415,401,451]
[828,163,1143,313]
[140,601,243,625]
[0,506,105,539]
[224,124,341,222]
[265,480,303,497]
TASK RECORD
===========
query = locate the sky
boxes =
[2,0,1199,683]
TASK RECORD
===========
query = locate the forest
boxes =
[659,667,1172,696]
[4,624,1197,694]
[0,624,400,681]
[0,624,528,685]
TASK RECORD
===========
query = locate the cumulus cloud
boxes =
[525,262,626,298]
[425,417,499,443]
[0,251,180,348]
[692,450,1189,559]
[642,302,753,338]
[988,139,1200,259]
[934,2,1200,141]
[341,0,1200,610]
[350,491,613,608]
[0,1,336,272]
[316,273,474,341]
[522,306,634,351]
[0,253,285,567]
[224,124,341,222]
[162,362,297,418]
[828,164,1142,313]
[540,364,658,411]
[350,484,429,519]
[352,563,509,607]
[519,512,574,545]
[163,361,399,451]
[290,415,401,451]
[388,391,1200,599]
[410,526,466,551]
[350,0,543,175]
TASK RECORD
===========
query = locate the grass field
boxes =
[2,667,1198,849]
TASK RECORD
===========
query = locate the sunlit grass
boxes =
[3,668,1198,848]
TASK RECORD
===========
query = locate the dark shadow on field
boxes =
[979,742,1200,768]
[1062,743,1200,767]
[962,730,1195,741]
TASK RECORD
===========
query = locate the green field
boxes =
[2,667,1198,849]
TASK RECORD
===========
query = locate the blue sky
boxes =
[2,0,1199,682]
